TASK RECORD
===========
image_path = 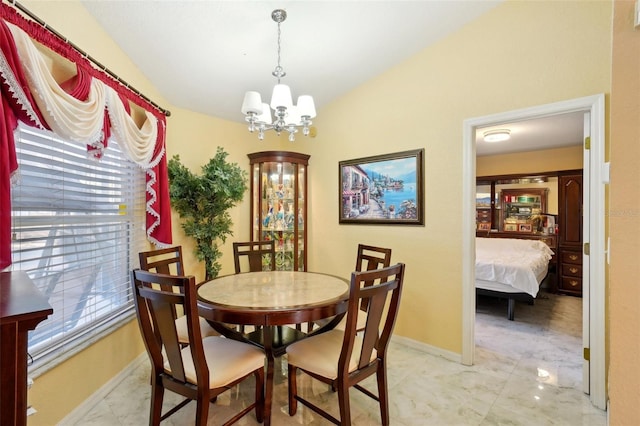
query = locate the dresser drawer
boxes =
[560,276,582,293]
[561,263,582,278]
[539,236,556,249]
[561,250,581,265]
[477,210,490,218]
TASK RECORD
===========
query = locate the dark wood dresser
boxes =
[0,271,53,426]
[557,174,583,296]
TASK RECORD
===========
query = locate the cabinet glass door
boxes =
[249,151,309,271]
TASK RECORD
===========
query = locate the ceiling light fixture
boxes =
[483,129,511,143]
[241,9,316,142]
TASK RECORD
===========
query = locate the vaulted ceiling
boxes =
[80,0,582,155]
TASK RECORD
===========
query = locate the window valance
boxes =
[0,4,172,269]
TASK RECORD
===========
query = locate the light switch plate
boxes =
[636,0,640,28]
[602,162,610,184]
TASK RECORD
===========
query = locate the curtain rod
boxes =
[7,0,171,117]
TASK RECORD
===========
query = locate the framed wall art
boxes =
[339,149,424,225]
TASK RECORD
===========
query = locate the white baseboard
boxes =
[58,354,147,426]
[391,334,462,363]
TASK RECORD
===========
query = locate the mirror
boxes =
[476,174,559,233]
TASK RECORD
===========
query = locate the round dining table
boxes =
[197,270,349,426]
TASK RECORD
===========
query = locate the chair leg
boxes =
[195,393,210,426]
[288,363,298,416]
[377,363,390,426]
[337,379,351,426]
[149,377,164,426]
[255,367,265,423]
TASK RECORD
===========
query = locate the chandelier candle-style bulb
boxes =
[241,9,316,142]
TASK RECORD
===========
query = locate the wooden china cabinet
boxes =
[248,151,309,271]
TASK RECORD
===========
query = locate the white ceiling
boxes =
[475,112,584,157]
[79,0,583,155]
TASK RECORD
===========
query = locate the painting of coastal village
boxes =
[339,149,424,225]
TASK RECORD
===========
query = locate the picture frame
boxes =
[477,223,491,231]
[504,223,518,232]
[518,223,533,233]
[339,149,424,225]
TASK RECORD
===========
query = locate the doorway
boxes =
[461,94,606,410]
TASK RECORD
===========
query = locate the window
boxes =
[10,123,147,366]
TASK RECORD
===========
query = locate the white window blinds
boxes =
[10,123,147,362]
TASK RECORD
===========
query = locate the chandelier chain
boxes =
[273,19,285,83]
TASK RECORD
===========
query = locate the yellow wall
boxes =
[17,0,628,423]
[28,321,144,425]
[477,145,583,176]
[305,0,611,352]
[608,0,640,423]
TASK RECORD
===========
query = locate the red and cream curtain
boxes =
[0,4,172,269]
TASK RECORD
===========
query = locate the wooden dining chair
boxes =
[132,269,265,426]
[356,244,392,274]
[350,244,393,331]
[232,240,276,273]
[286,263,405,425]
[233,240,279,333]
[139,246,219,343]
[314,244,392,333]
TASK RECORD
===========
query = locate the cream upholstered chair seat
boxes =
[165,336,265,388]
[286,329,377,380]
[175,316,219,344]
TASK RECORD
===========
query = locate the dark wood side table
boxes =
[1,271,53,426]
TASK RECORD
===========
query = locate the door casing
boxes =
[461,94,606,410]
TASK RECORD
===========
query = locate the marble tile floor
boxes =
[70,292,606,425]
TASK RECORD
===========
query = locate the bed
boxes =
[475,236,554,320]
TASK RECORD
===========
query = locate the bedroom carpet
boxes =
[65,292,605,425]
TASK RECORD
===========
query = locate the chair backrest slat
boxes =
[139,246,185,276]
[139,246,186,325]
[233,240,276,273]
[355,244,392,273]
[355,244,392,313]
[339,263,405,375]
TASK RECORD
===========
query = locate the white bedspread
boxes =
[476,237,553,297]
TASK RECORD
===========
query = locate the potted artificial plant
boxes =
[167,147,248,280]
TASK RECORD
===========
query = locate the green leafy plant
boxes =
[167,147,248,280]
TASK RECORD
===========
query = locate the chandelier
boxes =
[241,9,316,142]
